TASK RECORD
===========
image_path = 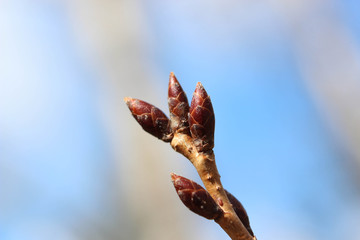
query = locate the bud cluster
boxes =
[125,72,215,152]
[125,72,255,239]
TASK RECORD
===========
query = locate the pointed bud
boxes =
[189,82,215,152]
[168,72,190,132]
[225,190,254,237]
[125,97,173,142]
[171,173,223,220]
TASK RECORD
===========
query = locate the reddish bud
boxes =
[168,72,190,132]
[189,82,215,151]
[171,173,223,220]
[125,97,172,142]
[225,190,254,237]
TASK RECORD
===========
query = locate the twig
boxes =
[171,133,254,240]
[125,72,256,240]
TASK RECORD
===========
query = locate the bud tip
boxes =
[196,82,203,89]
[169,72,178,85]
[170,172,178,182]
[124,97,132,105]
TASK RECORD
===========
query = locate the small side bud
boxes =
[168,72,190,132]
[225,190,254,237]
[189,82,215,152]
[125,97,172,142]
[171,173,223,220]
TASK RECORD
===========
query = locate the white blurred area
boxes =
[1,0,360,240]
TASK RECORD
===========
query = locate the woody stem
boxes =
[170,132,254,240]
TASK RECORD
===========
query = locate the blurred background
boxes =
[1,0,360,239]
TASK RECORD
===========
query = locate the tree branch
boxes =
[171,133,254,240]
[125,72,256,240]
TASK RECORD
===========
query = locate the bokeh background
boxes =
[1,0,360,239]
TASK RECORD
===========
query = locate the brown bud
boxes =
[124,97,172,142]
[168,72,190,132]
[225,190,254,237]
[189,82,215,151]
[171,173,223,220]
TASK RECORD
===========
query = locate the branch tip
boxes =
[125,72,255,240]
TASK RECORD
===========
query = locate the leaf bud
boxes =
[171,173,223,220]
[125,97,172,142]
[225,190,254,237]
[168,72,190,132]
[189,82,215,151]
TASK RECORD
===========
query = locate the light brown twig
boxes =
[125,72,256,240]
[171,133,254,240]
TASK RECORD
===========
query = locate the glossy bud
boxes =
[171,173,223,220]
[225,190,254,237]
[168,72,190,132]
[189,82,215,151]
[125,97,172,142]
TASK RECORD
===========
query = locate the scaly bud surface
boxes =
[168,72,190,132]
[189,82,215,152]
[171,173,223,220]
[125,97,172,142]
[225,190,254,237]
